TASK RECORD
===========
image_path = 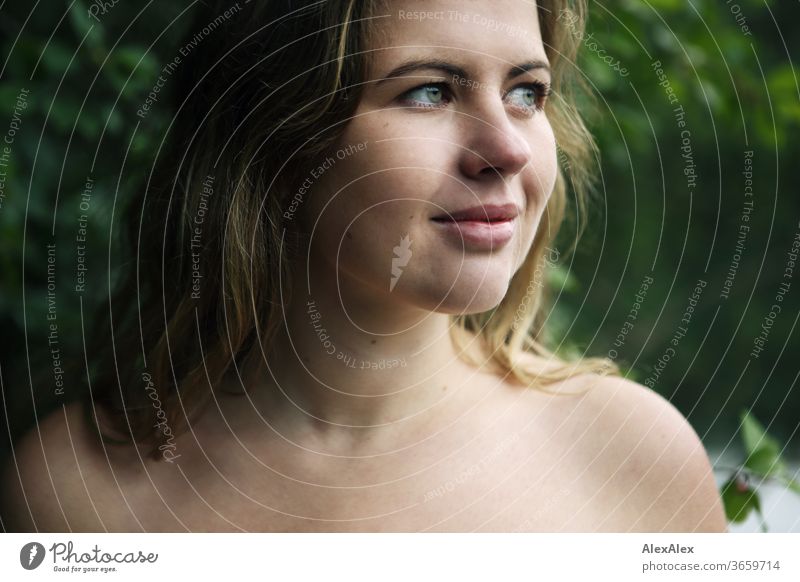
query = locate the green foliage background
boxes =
[0,0,798,524]
[548,0,799,454]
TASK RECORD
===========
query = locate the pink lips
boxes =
[431,202,520,222]
[431,203,519,250]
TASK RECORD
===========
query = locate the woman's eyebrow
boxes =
[508,60,551,79]
[375,58,551,86]
[375,59,466,85]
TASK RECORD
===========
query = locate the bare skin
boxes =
[1,0,727,533]
[2,354,727,532]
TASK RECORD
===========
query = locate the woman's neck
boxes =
[238,270,490,450]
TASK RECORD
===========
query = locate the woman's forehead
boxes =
[364,1,547,79]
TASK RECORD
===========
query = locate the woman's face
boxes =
[300,0,557,316]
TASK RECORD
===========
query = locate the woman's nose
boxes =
[458,106,533,180]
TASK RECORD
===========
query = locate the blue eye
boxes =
[401,83,449,107]
[399,81,550,111]
[506,83,550,111]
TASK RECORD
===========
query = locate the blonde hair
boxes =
[88,0,617,459]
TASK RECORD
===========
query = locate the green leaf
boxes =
[547,264,578,293]
[739,410,785,477]
[744,446,785,478]
[113,46,159,79]
[741,410,767,453]
[68,0,105,53]
[721,475,761,523]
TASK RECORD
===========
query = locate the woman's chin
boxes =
[445,293,507,315]
[406,281,510,316]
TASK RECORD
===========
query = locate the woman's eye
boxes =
[401,83,449,107]
[506,83,550,111]
[400,81,550,111]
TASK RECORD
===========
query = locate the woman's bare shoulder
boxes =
[1,401,143,532]
[560,373,728,532]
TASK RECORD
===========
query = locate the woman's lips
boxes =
[430,217,516,250]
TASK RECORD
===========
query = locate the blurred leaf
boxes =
[113,46,158,79]
[68,0,105,54]
[768,66,800,124]
[40,41,76,76]
[548,264,578,293]
[76,109,102,140]
[721,474,761,523]
[49,96,83,133]
[745,447,785,478]
[696,78,722,111]
[105,105,124,136]
[740,410,786,477]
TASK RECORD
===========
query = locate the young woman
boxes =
[3,0,727,532]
